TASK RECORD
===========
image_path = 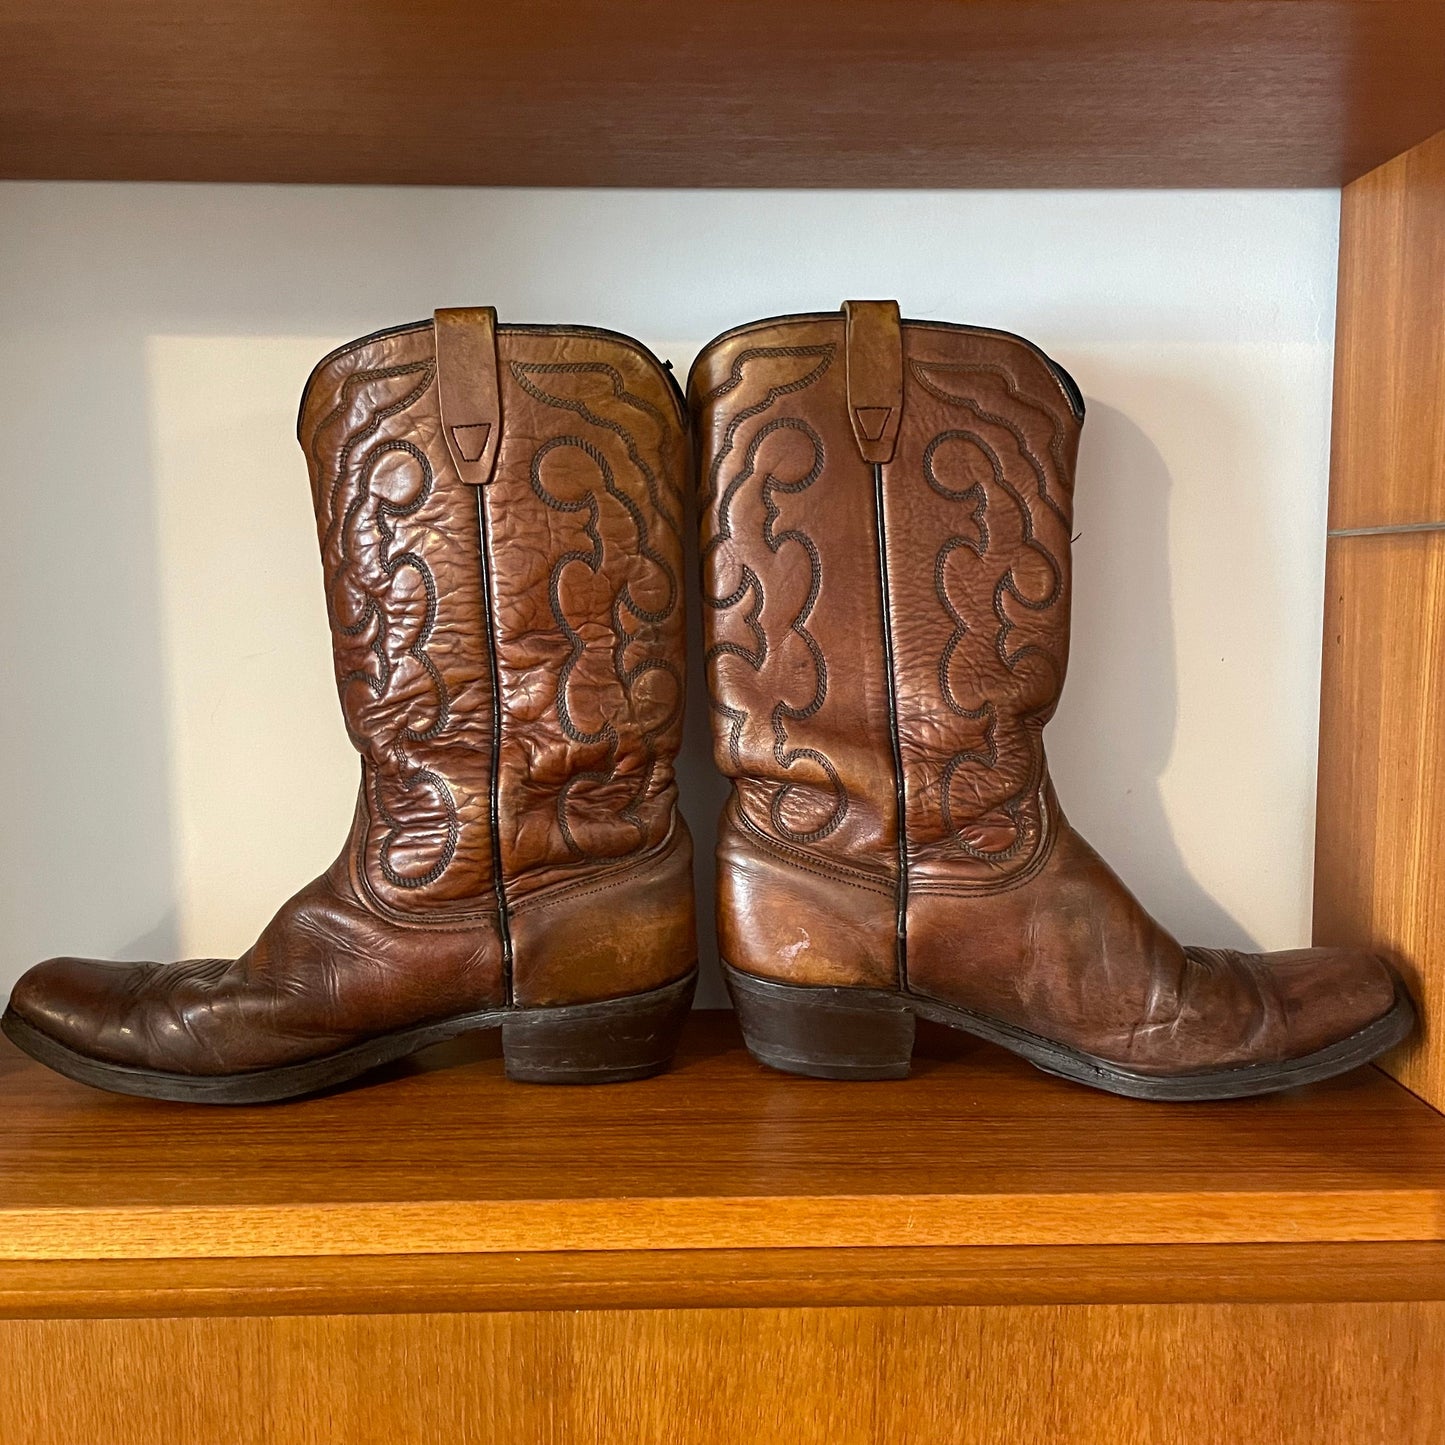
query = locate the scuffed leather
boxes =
[9,315,694,1076]
[716,803,896,989]
[693,306,1399,1077]
[904,804,1396,1072]
[510,820,696,1006]
[9,848,504,1073]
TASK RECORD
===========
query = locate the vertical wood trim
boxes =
[1330,128,1445,532]
[1319,128,1445,1110]
[1315,534,1445,1107]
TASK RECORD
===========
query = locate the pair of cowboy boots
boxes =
[2,304,1413,1104]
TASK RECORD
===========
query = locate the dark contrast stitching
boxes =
[911,359,1072,528]
[707,413,847,846]
[734,805,895,895]
[914,385,1066,876]
[512,359,684,541]
[310,364,461,892]
[513,367,685,863]
[699,345,848,846]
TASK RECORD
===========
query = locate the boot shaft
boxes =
[299,311,690,926]
[690,304,1084,903]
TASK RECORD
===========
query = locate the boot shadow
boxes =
[1049,395,1258,951]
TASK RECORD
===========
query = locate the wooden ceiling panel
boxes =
[1,1,1444,187]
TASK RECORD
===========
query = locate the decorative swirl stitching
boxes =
[699,345,835,520]
[312,362,435,558]
[516,374,683,861]
[706,413,847,845]
[923,413,1064,867]
[335,441,450,744]
[511,360,683,541]
[911,359,1072,527]
[311,363,459,891]
[701,348,819,747]
[703,567,765,768]
[926,430,1000,849]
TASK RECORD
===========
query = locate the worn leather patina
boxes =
[5,311,695,1090]
[692,303,1408,1087]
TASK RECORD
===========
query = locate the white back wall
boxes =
[0,184,1338,1004]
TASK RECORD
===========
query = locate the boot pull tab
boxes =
[435,307,502,485]
[842,299,903,465]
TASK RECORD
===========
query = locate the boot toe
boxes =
[7,956,158,1067]
[1258,946,1405,1058]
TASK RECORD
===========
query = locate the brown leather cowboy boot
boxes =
[690,301,1413,1099]
[3,309,696,1101]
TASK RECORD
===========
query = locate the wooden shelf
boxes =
[4,1012,1444,1269]
[7,1012,1445,1444]
[4,1,1445,188]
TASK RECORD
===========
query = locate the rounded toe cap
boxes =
[6,956,152,1064]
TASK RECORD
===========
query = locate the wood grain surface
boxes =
[4,1241,1445,1321]
[3,1013,1445,1259]
[1318,122,1445,1114]
[1316,532,1445,1109]
[3,1303,1442,1445]
[2,2,1445,187]
[1331,127,1445,532]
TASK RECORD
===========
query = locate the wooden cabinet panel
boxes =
[4,1303,1441,1445]
[1332,128,1445,532]
[1316,531,1445,1108]
[1321,124,1445,1112]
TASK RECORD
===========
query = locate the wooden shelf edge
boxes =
[5,1241,1445,1321]
[3,1185,1443,1263]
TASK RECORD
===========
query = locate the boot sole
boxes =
[0,969,697,1104]
[723,963,1417,1101]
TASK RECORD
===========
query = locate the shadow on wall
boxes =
[119,911,182,970]
[1050,396,1256,953]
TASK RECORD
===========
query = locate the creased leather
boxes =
[488,332,689,899]
[308,321,499,914]
[8,315,694,1074]
[693,305,1399,1077]
[887,321,1077,889]
[691,319,898,882]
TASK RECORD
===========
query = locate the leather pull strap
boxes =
[435,306,502,485]
[842,299,903,464]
